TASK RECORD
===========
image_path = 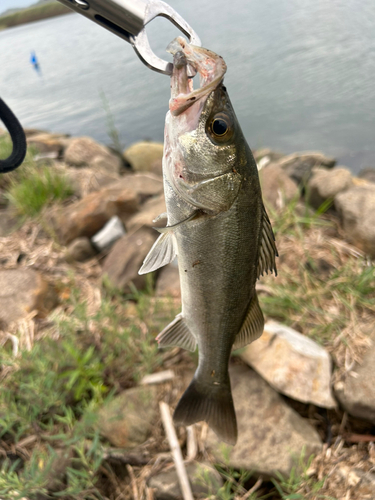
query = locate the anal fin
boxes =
[156,314,196,352]
[232,294,264,350]
[138,231,176,275]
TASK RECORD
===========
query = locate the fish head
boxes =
[165,38,248,184]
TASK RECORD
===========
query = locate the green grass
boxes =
[271,450,336,500]
[0,2,71,30]
[260,197,375,348]
[0,135,74,217]
[0,276,179,499]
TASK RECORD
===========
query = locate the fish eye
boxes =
[212,118,229,136]
[208,113,233,142]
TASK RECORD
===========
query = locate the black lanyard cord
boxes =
[0,98,27,173]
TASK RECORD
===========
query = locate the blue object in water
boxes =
[30,51,40,72]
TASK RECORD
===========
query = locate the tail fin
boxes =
[173,374,237,445]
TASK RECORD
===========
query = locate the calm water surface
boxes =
[1,0,375,173]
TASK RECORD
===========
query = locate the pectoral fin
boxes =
[176,172,242,214]
[232,294,264,351]
[156,313,197,352]
[138,232,176,275]
[155,210,199,233]
[257,206,278,278]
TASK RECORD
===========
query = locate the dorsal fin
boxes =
[232,294,264,351]
[257,206,278,278]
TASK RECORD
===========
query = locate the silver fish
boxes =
[139,37,277,445]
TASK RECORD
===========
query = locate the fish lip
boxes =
[167,37,227,116]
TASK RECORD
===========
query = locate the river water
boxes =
[1,0,375,173]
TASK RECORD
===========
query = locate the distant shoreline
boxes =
[0,2,71,31]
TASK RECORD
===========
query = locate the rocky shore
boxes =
[0,128,374,499]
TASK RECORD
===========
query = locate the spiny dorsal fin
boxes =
[232,294,264,351]
[257,206,278,279]
[138,231,176,275]
[156,314,197,352]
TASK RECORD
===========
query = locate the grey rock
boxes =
[259,164,299,210]
[52,173,163,245]
[27,132,69,157]
[123,141,164,172]
[206,364,322,477]
[334,336,375,421]
[0,269,58,327]
[51,182,139,245]
[335,184,375,258]
[253,148,285,165]
[240,321,336,408]
[65,237,96,262]
[307,167,353,209]
[126,195,166,232]
[358,168,375,184]
[64,166,120,198]
[64,137,112,167]
[102,228,158,293]
[91,215,126,251]
[148,462,223,500]
[155,264,181,299]
[23,128,48,138]
[98,385,157,449]
[150,158,163,176]
[90,152,122,174]
[277,152,336,185]
[117,173,164,202]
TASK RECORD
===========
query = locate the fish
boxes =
[139,37,277,445]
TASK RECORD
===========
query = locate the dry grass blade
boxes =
[159,402,194,500]
[126,464,139,500]
[186,425,198,462]
[240,477,263,499]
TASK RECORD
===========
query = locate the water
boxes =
[1,0,375,173]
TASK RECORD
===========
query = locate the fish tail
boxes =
[173,372,237,445]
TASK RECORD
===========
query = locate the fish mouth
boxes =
[167,37,227,116]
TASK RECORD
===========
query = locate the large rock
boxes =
[334,337,375,421]
[307,167,353,209]
[64,137,113,167]
[102,228,157,293]
[277,152,336,185]
[65,237,97,262]
[240,322,336,408]
[0,269,58,326]
[148,462,223,500]
[259,164,299,210]
[98,385,157,448]
[64,166,120,198]
[52,184,139,245]
[155,263,181,299]
[253,149,285,170]
[358,168,375,184]
[27,132,69,157]
[117,173,164,202]
[206,364,322,477]
[334,185,375,258]
[123,141,164,173]
[126,195,166,232]
[90,152,122,174]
